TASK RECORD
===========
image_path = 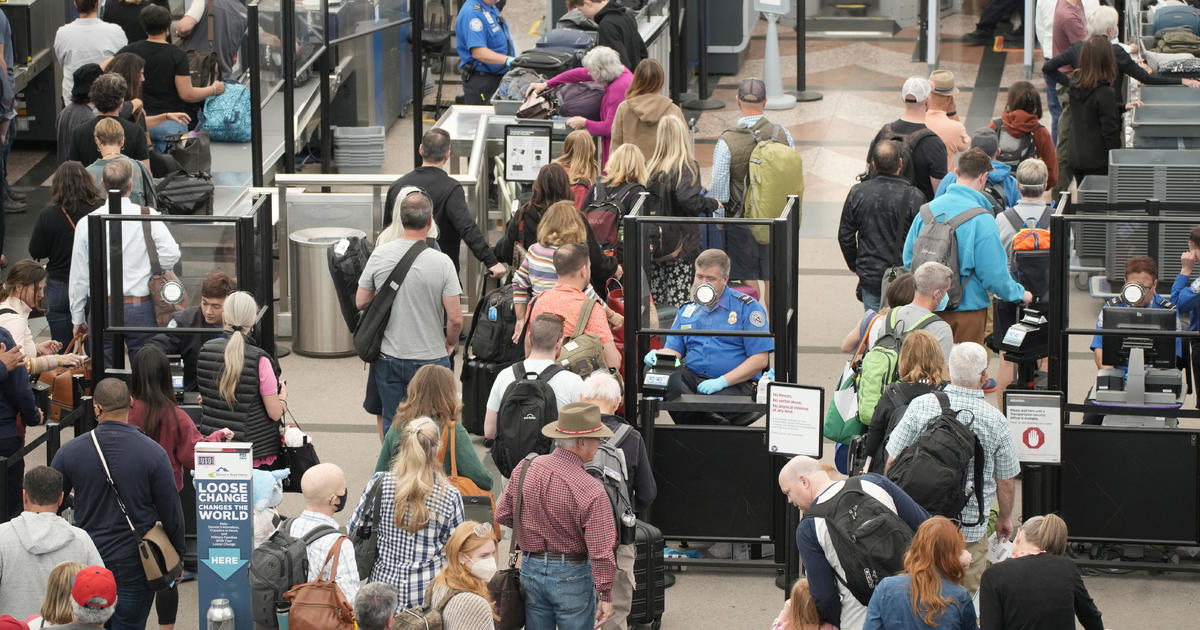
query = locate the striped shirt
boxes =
[348,472,465,610]
[513,243,601,306]
[886,385,1020,542]
[495,448,617,601]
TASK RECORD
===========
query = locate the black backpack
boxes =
[861,381,939,475]
[885,391,986,526]
[582,182,637,252]
[465,284,521,364]
[982,180,1008,215]
[249,518,338,628]
[491,362,565,477]
[992,118,1037,169]
[867,123,939,188]
[803,477,915,606]
[327,235,373,334]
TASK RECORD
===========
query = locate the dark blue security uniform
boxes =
[1082,293,1181,425]
[663,286,774,424]
[455,0,513,105]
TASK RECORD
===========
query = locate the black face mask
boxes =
[333,491,348,513]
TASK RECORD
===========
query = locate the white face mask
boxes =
[468,556,498,582]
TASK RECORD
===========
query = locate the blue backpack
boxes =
[201,82,252,143]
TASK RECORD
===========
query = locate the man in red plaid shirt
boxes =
[496,402,618,629]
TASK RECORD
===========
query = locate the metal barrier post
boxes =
[669,0,683,102]
[787,10,821,102]
[255,196,277,356]
[248,2,264,187]
[681,0,723,110]
[622,202,645,426]
[411,0,424,167]
[318,0,332,175]
[281,0,296,174]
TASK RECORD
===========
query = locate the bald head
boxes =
[92,378,131,421]
[301,463,348,515]
[778,456,834,510]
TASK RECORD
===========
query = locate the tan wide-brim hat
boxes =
[541,402,615,440]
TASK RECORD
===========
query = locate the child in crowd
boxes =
[772,578,837,630]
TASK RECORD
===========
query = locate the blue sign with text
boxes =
[195,443,254,630]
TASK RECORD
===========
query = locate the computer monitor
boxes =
[168,355,185,398]
[1100,306,1178,369]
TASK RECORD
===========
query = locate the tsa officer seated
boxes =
[455,0,514,105]
[646,249,773,425]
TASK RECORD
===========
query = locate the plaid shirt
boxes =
[885,385,1020,542]
[348,471,464,610]
[495,448,617,601]
[288,512,360,606]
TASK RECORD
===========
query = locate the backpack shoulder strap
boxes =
[907,312,939,333]
[992,117,1003,134]
[609,422,633,448]
[1037,204,1054,228]
[946,206,989,229]
[932,390,953,416]
[965,435,987,527]
[301,523,340,545]
[1003,208,1024,232]
[512,362,527,379]
[882,308,899,337]
[538,362,566,381]
[919,203,935,225]
[0,308,16,317]
[569,299,597,341]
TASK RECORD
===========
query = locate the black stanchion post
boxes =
[102,192,123,371]
[281,0,296,174]
[319,0,332,175]
[681,0,723,110]
[669,0,686,102]
[623,206,643,427]
[412,0,424,168]
[913,0,928,63]
[786,8,822,102]
[255,198,277,357]
[248,2,264,187]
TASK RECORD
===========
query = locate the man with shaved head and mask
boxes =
[288,463,360,604]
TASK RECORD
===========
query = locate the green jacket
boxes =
[375,418,494,491]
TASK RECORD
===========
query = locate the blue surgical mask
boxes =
[936,290,950,312]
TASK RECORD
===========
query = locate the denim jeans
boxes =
[107,570,155,630]
[521,555,597,630]
[45,278,73,350]
[1044,74,1061,144]
[861,287,881,313]
[96,300,158,367]
[374,354,451,435]
[148,120,187,153]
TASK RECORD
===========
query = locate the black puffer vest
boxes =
[197,334,281,460]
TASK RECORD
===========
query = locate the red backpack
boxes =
[582,182,638,251]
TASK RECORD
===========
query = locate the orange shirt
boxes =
[925,109,970,172]
[529,283,612,345]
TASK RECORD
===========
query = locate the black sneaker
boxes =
[7,190,26,202]
[963,29,994,46]
[1002,32,1025,48]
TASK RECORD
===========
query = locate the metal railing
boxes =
[0,393,91,522]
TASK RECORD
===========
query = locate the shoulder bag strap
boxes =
[570,298,596,341]
[448,421,459,477]
[853,313,883,362]
[317,534,350,583]
[510,454,536,563]
[61,207,77,230]
[90,431,140,536]
[140,206,164,275]
[379,241,428,298]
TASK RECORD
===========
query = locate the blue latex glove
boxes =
[643,350,657,367]
[697,375,729,395]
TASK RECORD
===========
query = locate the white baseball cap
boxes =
[902,76,931,103]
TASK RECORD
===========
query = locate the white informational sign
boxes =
[767,382,823,457]
[504,125,552,182]
[1003,391,1063,464]
[754,0,789,15]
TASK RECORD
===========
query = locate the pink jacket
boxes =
[546,66,634,164]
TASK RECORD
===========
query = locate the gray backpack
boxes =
[909,204,989,310]
[584,423,637,546]
[250,518,338,628]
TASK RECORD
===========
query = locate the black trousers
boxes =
[665,367,756,425]
[463,72,504,105]
[977,0,1023,32]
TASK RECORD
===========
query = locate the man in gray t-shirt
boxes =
[357,189,462,435]
[867,262,955,360]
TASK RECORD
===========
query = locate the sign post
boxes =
[195,442,254,629]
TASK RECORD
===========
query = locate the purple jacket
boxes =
[546,66,634,164]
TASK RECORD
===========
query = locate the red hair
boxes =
[903,516,966,625]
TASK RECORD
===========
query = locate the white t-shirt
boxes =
[54,18,127,104]
[867,304,954,361]
[486,358,583,412]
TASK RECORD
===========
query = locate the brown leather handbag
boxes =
[284,535,356,629]
[140,206,190,326]
[39,333,91,422]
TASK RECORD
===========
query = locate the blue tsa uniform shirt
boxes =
[455,1,512,104]
[665,286,774,379]
[1090,293,1182,370]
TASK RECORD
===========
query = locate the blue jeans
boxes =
[374,354,451,435]
[107,569,155,630]
[861,287,881,313]
[148,120,187,153]
[521,555,596,630]
[96,300,158,367]
[45,278,73,350]
[1044,74,1061,144]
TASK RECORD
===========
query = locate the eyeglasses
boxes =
[473,522,494,538]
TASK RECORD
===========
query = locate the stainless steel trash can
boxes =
[289,227,366,357]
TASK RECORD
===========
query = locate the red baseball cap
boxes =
[0,616,30,630]
[71,566,117,609]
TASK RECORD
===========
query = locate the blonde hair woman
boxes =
[85,116,155,206]
[25,561,87,628]
[512,200,604,322]
[861,330,945,474]
[425,521,500,629]
[197,291,287,468]
[645,115,718,307]
[554,129,600,210]
[349,416,465,610]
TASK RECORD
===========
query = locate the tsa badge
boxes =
[727,311,737,325]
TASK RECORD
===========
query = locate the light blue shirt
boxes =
[710,115,795,205]
[454,1,512,74]
[864,574,976,630]
[664,286,773,378]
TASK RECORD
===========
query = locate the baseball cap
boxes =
[901,76,931,103]
[72,566,117,609]
[0,616,29,630]
[737,78,766,104]
[969,128,1000,158]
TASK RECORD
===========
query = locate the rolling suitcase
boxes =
[461,358,506,436]
[628,520,665,629]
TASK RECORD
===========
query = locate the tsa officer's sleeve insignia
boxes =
[749,310,765,328]
[469,17,484,32]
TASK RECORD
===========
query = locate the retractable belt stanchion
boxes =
[281,0,296,174]
[786,6,822,103]
[248,2,264,187]
[411,0,424,167]
[681,0,723,111]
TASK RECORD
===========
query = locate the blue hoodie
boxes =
[903,183,1026,312]
[934,160,1021,209]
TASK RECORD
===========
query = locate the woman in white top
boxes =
[426,521,499,630]
[0,260,85,376]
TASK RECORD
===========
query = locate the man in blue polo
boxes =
[647,249,773,425]
[455,0,514,105]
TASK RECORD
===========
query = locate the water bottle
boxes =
[756,369,775,405]
[206,599,234,630]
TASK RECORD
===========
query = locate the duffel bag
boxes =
[157,171,214,215]
[511,49,576,76]
[495,68,545,101]
[201,82,252,142]
[555,82,604,120]
[537,28,596,52]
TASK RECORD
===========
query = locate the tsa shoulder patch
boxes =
[469,17,484,32]
[750,310,766,328]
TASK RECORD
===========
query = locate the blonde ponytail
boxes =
[390,416,445,532]
[218,291,259,407]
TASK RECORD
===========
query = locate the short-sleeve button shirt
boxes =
[664,286,774,378]
[1090,294,1181,367]
[885,385,1020,542]
[455,1,512,74]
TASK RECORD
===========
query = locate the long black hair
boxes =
[130,344,178,441]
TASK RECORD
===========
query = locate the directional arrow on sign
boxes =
[202,548,248,580]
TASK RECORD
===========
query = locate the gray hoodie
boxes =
[0,511,104,620]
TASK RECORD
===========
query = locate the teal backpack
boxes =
[855,309,937,426]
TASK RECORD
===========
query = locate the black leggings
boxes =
[156,584,178,625]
